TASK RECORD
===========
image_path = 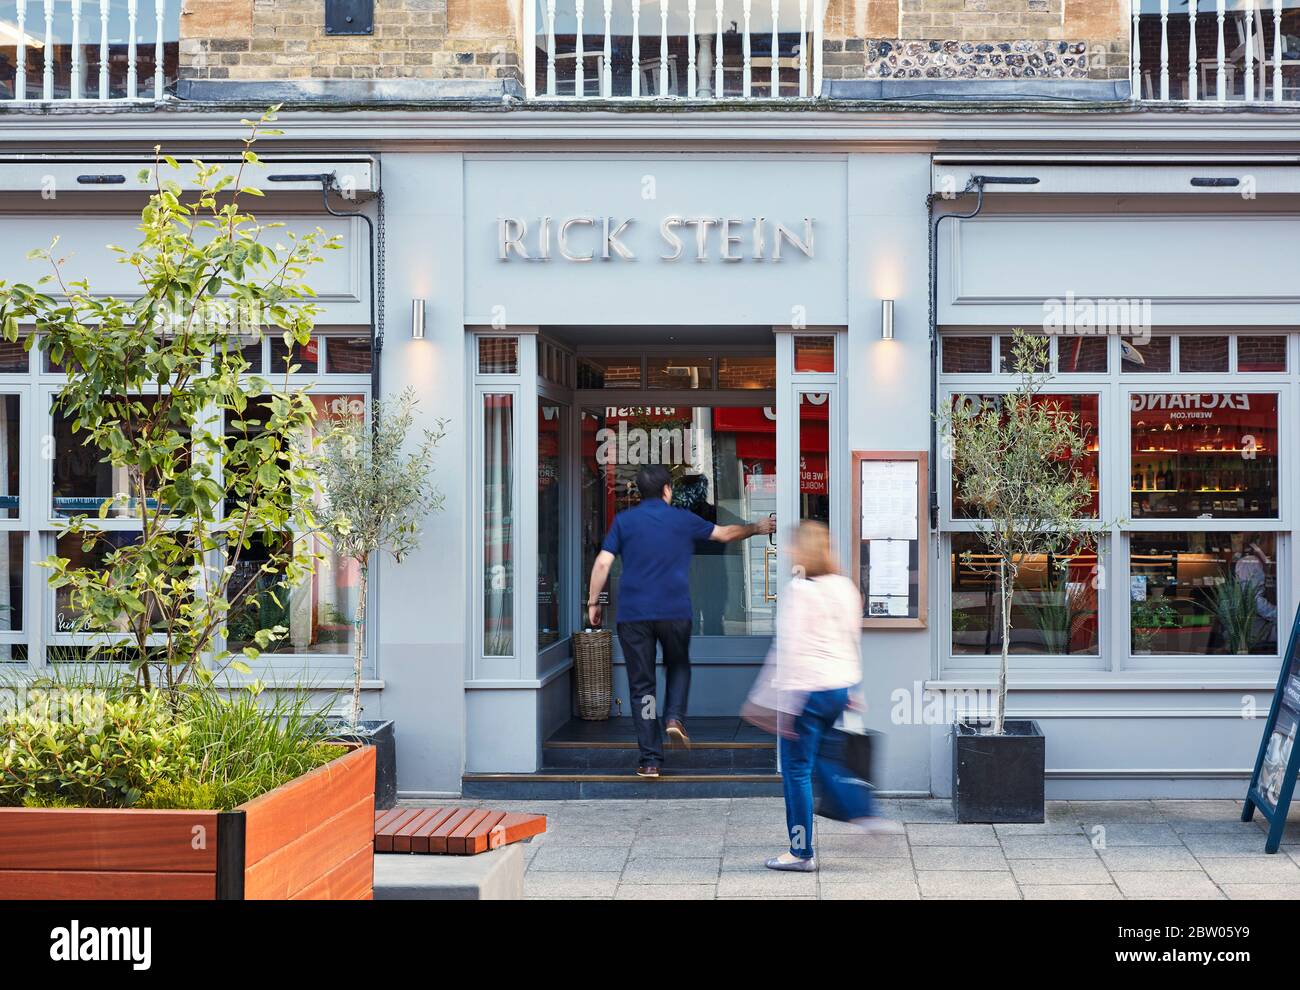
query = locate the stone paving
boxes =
[433,797,1300,899]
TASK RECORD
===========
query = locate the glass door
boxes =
[579,400,780,636]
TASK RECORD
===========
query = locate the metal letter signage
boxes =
[497,216,815,263]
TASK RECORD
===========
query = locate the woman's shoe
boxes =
[764,855,818,872]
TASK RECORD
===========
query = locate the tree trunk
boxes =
[350,562,368,727]
[995,558,1011,736]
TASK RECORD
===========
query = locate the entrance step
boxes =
[462,768,783,800]
[541,716,776,772]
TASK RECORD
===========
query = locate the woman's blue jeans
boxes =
[779,687,876,859]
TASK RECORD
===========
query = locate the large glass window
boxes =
[952,393,1100,518]
[1129,392,1278,520]
[538,399,562,647]
[950,534,1101,656]
[580,403,775,636]
[1130,532,1278,657]
[484,393,515,657]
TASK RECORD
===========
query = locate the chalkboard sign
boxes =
[1242,601,1300,852]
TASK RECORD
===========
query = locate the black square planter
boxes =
[952,719,1045,824]
[327,718,397,811]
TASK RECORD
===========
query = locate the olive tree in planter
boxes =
[0,109,337,689]
[940,331,1098,823]
[317,388,446,808]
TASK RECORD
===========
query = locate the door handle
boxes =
[763,544,778,603]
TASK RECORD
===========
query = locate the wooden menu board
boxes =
[852,451,928,629]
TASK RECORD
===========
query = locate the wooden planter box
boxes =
[0,744,375,900]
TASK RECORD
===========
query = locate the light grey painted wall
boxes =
[372,153,469,797]
[845,154,936,796]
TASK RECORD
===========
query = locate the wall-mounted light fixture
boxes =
[881,299,894,340]
[411,298,426,340]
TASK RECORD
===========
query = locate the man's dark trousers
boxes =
[616,619,692,767]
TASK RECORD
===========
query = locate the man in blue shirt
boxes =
[587,464,776,777]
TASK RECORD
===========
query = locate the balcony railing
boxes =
[1133,0,1300,102]
[527,0,824,99]
[0,0,178,102]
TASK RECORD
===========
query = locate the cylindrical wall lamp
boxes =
[881,299,894,340]
[411,298,426,340]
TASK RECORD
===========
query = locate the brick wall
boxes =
[823,0,1129,85]
[179,0,523,85]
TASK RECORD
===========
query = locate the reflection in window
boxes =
[1179,335,1229,373]
[1130,532,1277,656]
[270,337,319,374]
[226,532,358,657]
[580,403,776,636]
[719,354,776,389]
[479,337,519,375]
[798,393,829,524]
[999,335,1049,373]
[1238,336,1287,373]
[1121,335,1171,373]
[484,394,515,656]
[794,336,835,373]
[54,532,147,634]
[577,355,641,389]
[1057,336,1108,373]
[950,534,1100,656]
[952,393,1100,518]
[0,533,22,639]
[538,399,562,647]
[647,356,712,389]
[324,336,373,374]
[942,337,993,374]
[1129,392,1278,519]
[54,397,189,518]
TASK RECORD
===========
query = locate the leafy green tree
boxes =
[0,109,340,690]
[317,388,446,727]
[940,331,1099,734]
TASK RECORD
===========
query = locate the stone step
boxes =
[462,768,784,800]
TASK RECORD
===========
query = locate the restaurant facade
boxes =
[2,107,1298,802]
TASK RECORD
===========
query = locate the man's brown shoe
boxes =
[636,764,661,778]
[666,720,691,748]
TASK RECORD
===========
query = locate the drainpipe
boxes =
[268,173,384,401]
[926,174,1039,528]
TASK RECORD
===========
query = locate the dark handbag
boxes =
[812,722,880,822]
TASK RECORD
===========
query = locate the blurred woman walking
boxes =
[743,521,899,873]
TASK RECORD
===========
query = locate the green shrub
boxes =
[0,688,197,808]
[0,674,348,811]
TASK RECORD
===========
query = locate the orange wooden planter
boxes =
[0,744,376,900]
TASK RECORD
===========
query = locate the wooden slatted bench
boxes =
[374,807,546,856]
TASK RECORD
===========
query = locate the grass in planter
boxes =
[1,667,346,811]
[145,688,346,810]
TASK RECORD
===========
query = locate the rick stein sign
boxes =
[497,216,816,263]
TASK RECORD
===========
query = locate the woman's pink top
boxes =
[767,574,863,693]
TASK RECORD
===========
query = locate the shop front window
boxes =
[538,399,562,647]
[798,393,829,524]
[484,393,515,657]
[225,532,358,658]
[950,533,1100,656]
[1129,392,1278,520]
[1130,532,1278,656]
[580,403,776,636]
[952,393,1100,518]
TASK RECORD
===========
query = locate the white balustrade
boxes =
[525,0,827,101]
[1134,0,1298,105]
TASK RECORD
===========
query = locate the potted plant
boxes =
[317,388,445,809]
[0,114,375,898]
[1205,573,1268,655]
[940,330,1100,823]
[1131,597,1178,654]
